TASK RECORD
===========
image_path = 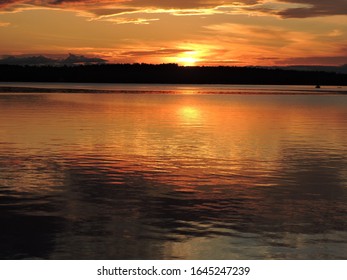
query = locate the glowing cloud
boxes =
[0,0,346,65]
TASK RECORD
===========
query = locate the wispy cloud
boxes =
[328,29,344,37]
[0,0,261,19]
[202,21,347,65]
[0,21,10,27]
[120,48,193,57]
[96,17,159,25]
[1,0,347,20]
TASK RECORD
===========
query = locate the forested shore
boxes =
[1,64,346,85]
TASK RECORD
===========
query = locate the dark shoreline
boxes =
[0,86,114,94]
[1,64,347,86]
[0,85,346,95]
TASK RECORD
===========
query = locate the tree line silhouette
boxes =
[0,64,346,85]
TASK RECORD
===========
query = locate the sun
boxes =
[177,51,199,66]
[178,56,198,66]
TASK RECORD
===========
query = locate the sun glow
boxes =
[178,56,198,66]
[177,51,199,66]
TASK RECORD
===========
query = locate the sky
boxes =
[0,0,347,66]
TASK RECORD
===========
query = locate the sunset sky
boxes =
[0,1,347,66]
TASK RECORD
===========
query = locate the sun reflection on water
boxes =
[178,106,201,123]
[1,90,347,259]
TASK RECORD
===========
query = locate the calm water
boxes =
[0,84,347,259]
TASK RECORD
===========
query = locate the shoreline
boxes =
[1,64,346,86]
[0,84,346,95]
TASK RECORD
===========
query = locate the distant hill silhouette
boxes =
[0,64,346,85]
[0,54,106,66]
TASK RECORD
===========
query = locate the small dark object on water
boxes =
[315,85,321,89]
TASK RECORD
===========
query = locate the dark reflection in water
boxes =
[0,87,347,259]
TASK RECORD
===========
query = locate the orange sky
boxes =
[0,0,347,66]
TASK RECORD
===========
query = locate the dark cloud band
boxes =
[1,0,347,18]
[0,0,259,13]
[277,0,347,18]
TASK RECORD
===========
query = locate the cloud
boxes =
[0,21,10,26]
[52,0,260,10]
[278,55,347,65]
[0,53,107,65]
[1,0,346,19]
[205,23,296,48]
[0,0,262,17]
[89,8,137,17]
[121,48,193,57]
[328,29,344,37]
[202,22,347,65]
[97,17,159,24]
[276,0,347,18]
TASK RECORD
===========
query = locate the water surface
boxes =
[0,84,347,259]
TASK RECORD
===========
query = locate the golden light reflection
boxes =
[2,92,347,197]
[178,106,201,122]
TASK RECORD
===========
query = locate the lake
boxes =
[0,83,347,259]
